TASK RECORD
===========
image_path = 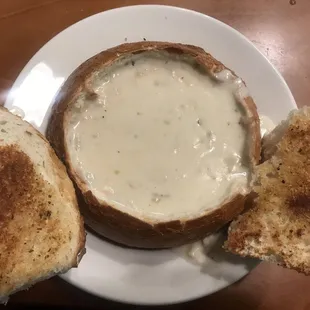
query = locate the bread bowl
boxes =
[47,42,261,248]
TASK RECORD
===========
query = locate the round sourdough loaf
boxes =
[47,42,261,248]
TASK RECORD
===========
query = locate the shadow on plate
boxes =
[85,224,257,281]
[200,231,258,282]
[84,225,177,267]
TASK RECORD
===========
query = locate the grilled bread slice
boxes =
[0,107,85,302]
[47,42,260,249]
[225,107,310,274]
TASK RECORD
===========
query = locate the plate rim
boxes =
[5,4,297,109]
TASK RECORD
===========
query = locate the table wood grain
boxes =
[1,1,310,309]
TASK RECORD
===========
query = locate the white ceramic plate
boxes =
[5,5,296,305]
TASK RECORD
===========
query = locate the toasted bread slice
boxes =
[0,107,85,301]
[225,107,310,274]
[47,42,260,248]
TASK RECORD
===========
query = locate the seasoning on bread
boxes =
[0,107,85,302]
[225,107,310,274]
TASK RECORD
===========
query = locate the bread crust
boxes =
[47,42,261,248]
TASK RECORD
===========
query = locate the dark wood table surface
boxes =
[1,0,310,309]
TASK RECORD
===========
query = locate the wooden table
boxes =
[1,1,310,309]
